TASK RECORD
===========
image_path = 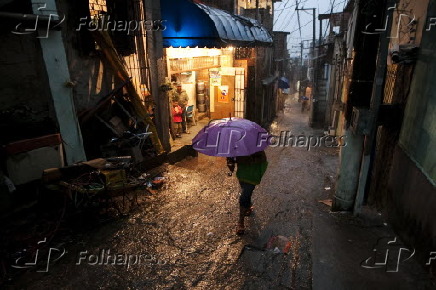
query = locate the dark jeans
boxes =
[301,100,309,112]
[181,108,187,132]
[239,181,256,208]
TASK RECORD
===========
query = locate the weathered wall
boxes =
[56,0,116,112]
[272,31,289,75]
[199,0,235,13]
[144,0,170,152]
[248,46,272,125]
[398,36,436,182]
[0,2,58,143]
[387,0,436,268]
[388,146,436,266]
[55,0,171,155]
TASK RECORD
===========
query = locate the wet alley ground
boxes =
[10,96,436,289]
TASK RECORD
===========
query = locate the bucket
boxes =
[198,104,206,112]
[197,93,205,102]
[197,81,205,91]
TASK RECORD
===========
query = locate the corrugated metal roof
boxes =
[196,4,272,45]
[161,0,272,48]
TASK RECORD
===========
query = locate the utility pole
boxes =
[292,44,303,86]
[295,7,316,55]
[312,8,316,49]
[296,7,317,126]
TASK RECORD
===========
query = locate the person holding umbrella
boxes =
[227,151,268,235]
[191,117,270,235]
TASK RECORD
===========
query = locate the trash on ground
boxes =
[318,199,332,207]
[264,235,292,254]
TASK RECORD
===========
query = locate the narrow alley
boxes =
[5,96,436,290]
[2,0,436,289]
[8,96,329,289]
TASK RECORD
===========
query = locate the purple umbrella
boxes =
[192,117,270,157]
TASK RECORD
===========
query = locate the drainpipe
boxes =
[353,0,395,214]
[332,128,365,211]
[31,0,86,164]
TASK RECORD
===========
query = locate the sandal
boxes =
[236,223,245,235]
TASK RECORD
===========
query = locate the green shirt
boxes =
[235,151,268,185]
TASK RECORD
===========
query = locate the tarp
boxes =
[278,77,290,89]
[161,0,273,48]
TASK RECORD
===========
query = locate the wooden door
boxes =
[211,75,235,119]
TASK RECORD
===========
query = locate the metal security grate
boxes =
[234,68,246,118]
[383,64,398,104]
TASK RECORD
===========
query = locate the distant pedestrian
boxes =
[300,95,309,112]
[227,150,268,235]
[301,85,312,112]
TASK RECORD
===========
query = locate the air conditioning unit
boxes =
[389,44,419,64]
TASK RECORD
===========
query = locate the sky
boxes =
[273,0,349,58]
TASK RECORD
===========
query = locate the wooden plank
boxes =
[91,30,164,154]
[170,65,221,75]
[4,134,62,155]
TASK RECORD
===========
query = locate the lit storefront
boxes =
[161,0,272,120]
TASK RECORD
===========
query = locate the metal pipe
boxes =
[0,11,61,24]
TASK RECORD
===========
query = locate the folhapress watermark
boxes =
[11,237,66,273]
[11,3,166,38]
[362,3,436,36]
[257,131,347,151]
[76,16,167,35]
[76,249,167,270]
[361,236,436,272]
[192,118,347,155]
[11,237,167,272]
[11,3,65,39]
[361,237,415,273]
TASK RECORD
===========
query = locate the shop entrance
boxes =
[212,75,235,119]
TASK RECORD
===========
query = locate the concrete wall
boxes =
[390,0,429,47]
[398,32,436,182]
[387,0,436,267]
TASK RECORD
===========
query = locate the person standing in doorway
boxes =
[227,150,268,235]
[175,83,190,134]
